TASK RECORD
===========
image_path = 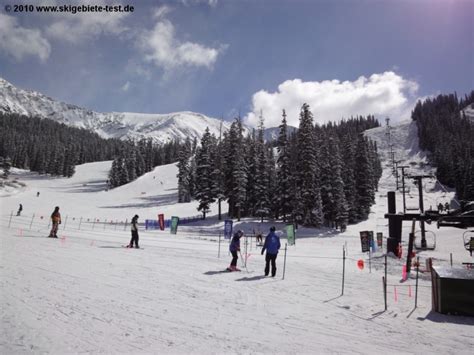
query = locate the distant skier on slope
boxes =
[48,206,61,238]
[261,226,281,277]
[444,202,450,213]
[227,230,244,271]
[437,203,444,213]
[16,203,23,216]
[127,215,140,248]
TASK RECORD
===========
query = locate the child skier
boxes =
[228,230,244,271]
[48,206,61,238]
[127,215,140,248]
[261,226,281,277]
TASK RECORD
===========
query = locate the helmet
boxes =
[237,230,244,236]
[270,226,276,232]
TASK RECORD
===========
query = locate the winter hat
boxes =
[270,226,276,232]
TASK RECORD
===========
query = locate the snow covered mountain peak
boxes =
[0,78,239,144]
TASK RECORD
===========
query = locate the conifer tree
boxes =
[276,110,293,221]
[177,138,192,203]
[296,103,323,226]
[195,128,216,219]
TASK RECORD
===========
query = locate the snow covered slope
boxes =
[1,119,473,354]
[0,78,242,144]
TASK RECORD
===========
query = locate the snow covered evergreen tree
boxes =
[254,117,270,221]
[195,128,216,219]
[177,138,192,203]
[296,103,323,226]
[276,110,293,221]
[354,134,375,220]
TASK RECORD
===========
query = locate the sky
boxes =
[0,0,473,128]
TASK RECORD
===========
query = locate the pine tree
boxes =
[254,117,270,221]
[354,135,374,220]
[276,110,293,221]
[177,138,192,203]
[195,128,216,219]
[296,103,323,226]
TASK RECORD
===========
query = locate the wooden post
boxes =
[282,243,288,280]
[450,253,453,267]
[29,214,35,230]
[8,211,13,228]
[369,250,372,273]
[342,246,346,296]
[384,253,388,310]
[415,256,420,308]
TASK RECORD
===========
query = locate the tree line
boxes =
[0,112,184,182]
[412,91,474,201]
[178,103,382,228]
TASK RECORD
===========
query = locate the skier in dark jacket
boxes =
[261,226,281,277]
[127,215,140,248]
[48,206,61,238]
[228,230,244,271]
[17,203,23,216]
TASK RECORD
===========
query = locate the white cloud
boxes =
[0,13,51,62]
[138,6,225,71]
[121,81,130,92]
[180,0,218,7]
[245,72,420,128]
[45,0,129,43]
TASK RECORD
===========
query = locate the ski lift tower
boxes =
[397,165,410,213]
[409,174,434,248]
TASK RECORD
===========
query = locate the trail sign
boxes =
[286,224,295,246]
[376,232,383,247]
[360,231,370,252]
[170,216,179,234]
[224,219,233,240]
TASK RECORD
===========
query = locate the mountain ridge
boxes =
[0,78,247,144]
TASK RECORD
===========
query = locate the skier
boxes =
[228,230,244,271]
[261,226,281,277]
[127,215,140,248]
[255,228,263,246]
[444,202,450,213]
[16,203,23,216]
[437,203,444,213]
[48,206,61,238]
[36,191,40,197]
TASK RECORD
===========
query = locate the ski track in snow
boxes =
[1,120,474,354]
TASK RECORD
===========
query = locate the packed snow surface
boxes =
[1,120,473,354]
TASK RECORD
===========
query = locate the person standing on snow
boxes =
[261,226,281,277]
[228,230,244,271]
[16,203,23,216]
[48,206,61,238]
[127,215,140,248]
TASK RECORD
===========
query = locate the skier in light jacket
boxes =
[261,226,281,277]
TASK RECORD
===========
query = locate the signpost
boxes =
[158,214,165,231]
[286,224,295,246]
[360,231,370,252]
[376,232,383,247]
[170,216,179,234]
[224,219,233,240]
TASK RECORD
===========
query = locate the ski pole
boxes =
[238,251,249,273]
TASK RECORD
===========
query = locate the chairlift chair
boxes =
[414,229,436,250]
